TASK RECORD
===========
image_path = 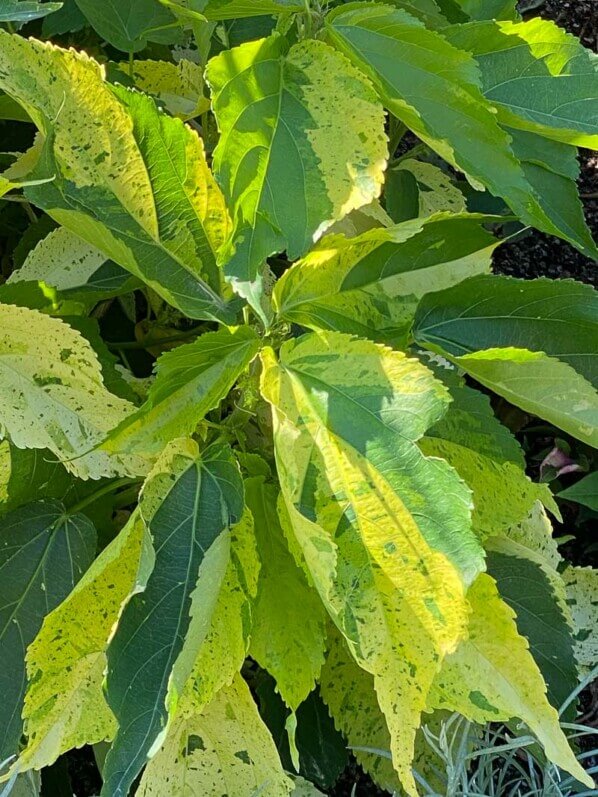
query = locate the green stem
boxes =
[390,142,427,168]
[5,21,16,34]
[388,120,407,159]
[66,478,139,517]
[128,50,135,79]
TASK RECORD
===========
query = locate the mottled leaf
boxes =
[18,513,150,772]
[0,34,234,322]
[563,566,598,673]
[246,476,327,711]
[274,214,500,343]
[207,34,387,320]
[102,440,243,797]
[429,573,591,788]
[325,3,592,254]
[0,304,143,479]
[137,675,293,797]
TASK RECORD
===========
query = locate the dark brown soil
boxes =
[493,1,598,287]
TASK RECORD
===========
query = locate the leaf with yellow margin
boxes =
[260,331,483,795]
[428,573,592,788]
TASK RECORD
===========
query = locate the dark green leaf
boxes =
[0,500,96,761]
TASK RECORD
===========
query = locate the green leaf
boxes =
[319,627,400,793]
[137,674,293,797]
[246,476,327,711]
[384,0,448,28]
[0,304,144,480]
[452,0,518,20]
[324,3,590,253]
[506,129,597,259]
[444,18,598,148]
[420,369,557,539]
[0,0,62,23]
[161,0,302,20]
[0,443,73,515]
[101,326,260,458]
[17,512,150,773]
[486,544,578,714]
[9,227,137,304]
[274,213,500,344]
[558,472,598,512]
[562,566,598,674]
[0,34,234,323]
[206,34,387,321]
[449,348,598,448]
[41,0,85,35]
[261,332,483,794]
[102,439,243,797]
[74,0,178,52]
[0,500,96,762]
[429,573,591,789]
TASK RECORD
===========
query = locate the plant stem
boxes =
[388,120,407,159]
[107,327,204,350]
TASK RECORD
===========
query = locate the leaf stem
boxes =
[107,327,205,350]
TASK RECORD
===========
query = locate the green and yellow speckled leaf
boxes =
[246,476,327,712]
[260,331,484,794]
[207,34,387,320]
[9,226,135,303]
[420,369,558,539]
[101,326,260,459]
[17,512,150,773]
[274,213,499,344]
[325,3,594,257]
[102,440,244,797]
[179,507,259,716]
[0,34,234,322]
[0,501,96,763]
[319,627,400,794]
[0,304,144,480]
[445,18,598,149]
[562,566,598,674]
[138,675,293,797]
[120,59,209,121]
[429,573,591,788]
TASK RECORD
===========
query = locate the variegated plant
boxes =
[0,1,597,795]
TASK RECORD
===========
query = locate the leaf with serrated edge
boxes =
[260,332,483,794]
[18,512,150,773]
[274,213,500,343]
[102,439,243,797]
[102,326,260,458]
[0,33,234,322]
[444,18,598,148]
[428,573,591,788]
[207,34,387,320]
[0,304,145,480]
[137,674,293,797]
[246,476,327,711]
[324,3,592,255]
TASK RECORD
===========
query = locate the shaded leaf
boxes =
[0,0,61,23]
[102,440,243,797]
[74,0,179,52]
[559,472,598,512]
[0,501,96,761]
